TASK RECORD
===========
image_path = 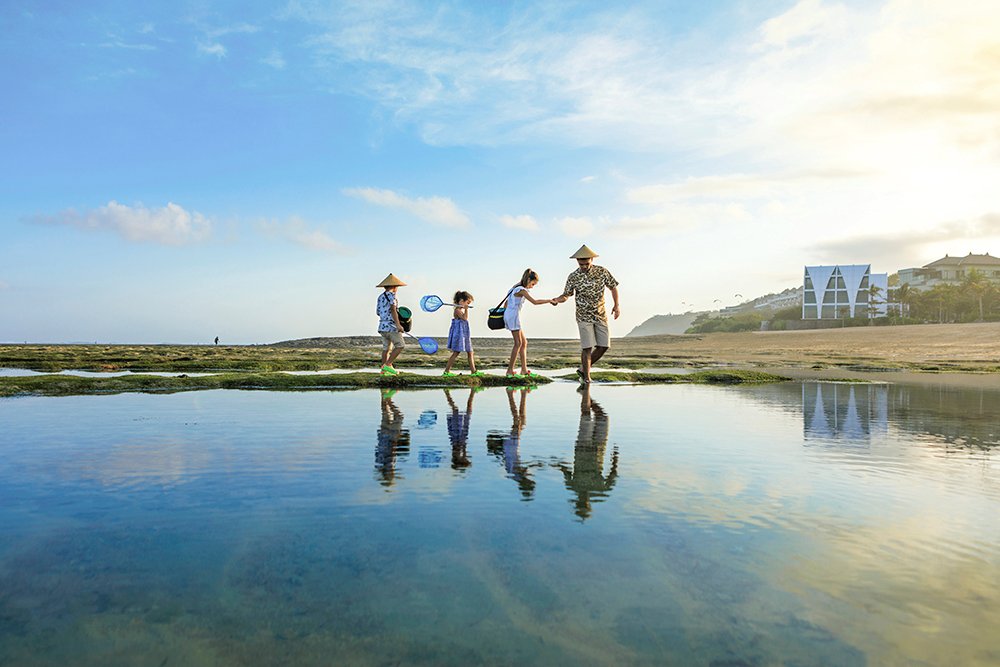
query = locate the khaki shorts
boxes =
[577,320,610,349]
[380,330,405,351]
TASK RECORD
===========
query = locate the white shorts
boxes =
[577,320,610,349]
[504,309,521,332]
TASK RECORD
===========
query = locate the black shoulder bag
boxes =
[487,287,517,330]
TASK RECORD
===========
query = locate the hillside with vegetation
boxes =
[685,270,1000,334]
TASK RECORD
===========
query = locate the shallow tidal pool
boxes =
[1,382,998,666]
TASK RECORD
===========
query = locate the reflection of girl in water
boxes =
[486,387,537,498]
[375,389,410,487]
[444,388,477,471]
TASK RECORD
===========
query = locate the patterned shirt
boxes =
[562,265,619,323]
[376,291,398,332]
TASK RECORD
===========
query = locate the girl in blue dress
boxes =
[444,291,483,377]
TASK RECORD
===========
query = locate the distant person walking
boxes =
[503,268,555,379]
[376,273,407,375]
[553,245,620,384]
[214,336,219,346]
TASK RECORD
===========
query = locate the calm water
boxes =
[1,382,998,666]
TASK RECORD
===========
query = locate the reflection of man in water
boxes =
[558,385,618,520]
[486,387,537,499]
[444,388,477,471]
[375,389,410,487]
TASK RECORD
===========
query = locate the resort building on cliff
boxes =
[802,264,889,320]
[897,253,1000,291]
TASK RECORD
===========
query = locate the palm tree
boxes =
[867,284,884,325]
[891,283,912,318]
[961,269,991,322]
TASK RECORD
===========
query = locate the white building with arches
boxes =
[802,265,888,320]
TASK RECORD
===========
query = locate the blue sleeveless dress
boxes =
[447,317,472,352]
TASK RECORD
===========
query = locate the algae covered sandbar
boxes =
[0,371,549,398]
[0,369,789,398]
[5,323,1000,377]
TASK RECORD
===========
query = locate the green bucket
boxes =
[398,306,413,332]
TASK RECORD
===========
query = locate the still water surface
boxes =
[1,382,998,666]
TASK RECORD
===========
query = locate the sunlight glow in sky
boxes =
[2,0,999,343]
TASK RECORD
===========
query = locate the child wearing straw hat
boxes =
[376,273,407,375]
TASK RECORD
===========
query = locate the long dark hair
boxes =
[520,268,539,288]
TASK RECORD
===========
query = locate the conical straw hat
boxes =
[376,273,407,288]
[570,244,599,259]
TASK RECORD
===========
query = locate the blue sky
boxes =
[2,0,999,343]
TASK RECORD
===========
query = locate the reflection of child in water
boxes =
[486,387,537,498]
[557,384,618,520]
[444,388,477,470]
[375,389,411,487]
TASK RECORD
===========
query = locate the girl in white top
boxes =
[504,268,556,379]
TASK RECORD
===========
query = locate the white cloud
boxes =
[198,42,227,58]
[556,216,595,238]
[289,1,1000,170]
[262,50,286,69]
[344,187,470,228]
[758,0,849,49]
[810,212,1000,266]
[579,176,596,184]
[259,217,346,253]
[612,203,752,238]
[499,214,539,232]
[99,39,156,51]
[208,23,260,38]
[626,170,866,205]
[32,201,211,246]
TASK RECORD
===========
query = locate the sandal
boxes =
[470,371,485,377]
[442,371,457,378]
[381,365,399,375]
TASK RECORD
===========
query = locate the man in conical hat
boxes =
[375,273,407,374]
[552,245,620,384]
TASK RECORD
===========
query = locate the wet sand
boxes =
[754,366,1000,390]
